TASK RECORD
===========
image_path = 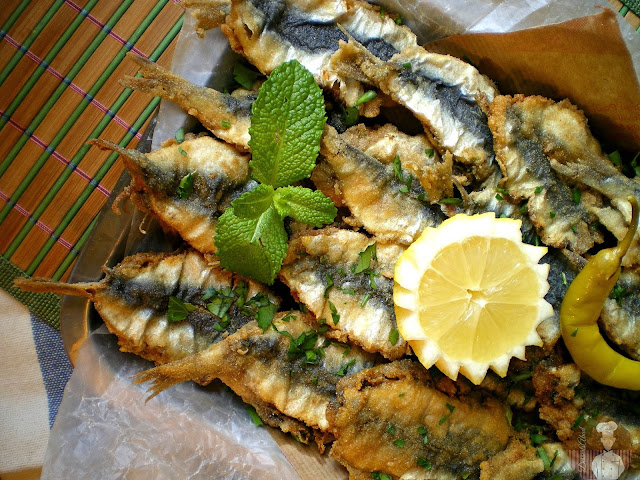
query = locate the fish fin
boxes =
[13,276,102,299]
[183,0,230,36]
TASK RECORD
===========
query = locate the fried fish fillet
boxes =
[331,37,498,183]
[222,0,418,114]
[15,250,274,365]
[327,360,544,480]
[92,134,251,254]
[134,312,379,447]
[280,227,409,360]
[120,53,255,150]
[319,125,445,244]
[490,95,640,262]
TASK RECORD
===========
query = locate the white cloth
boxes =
[0,290,72,479]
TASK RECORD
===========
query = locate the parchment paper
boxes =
[45,2,640,479]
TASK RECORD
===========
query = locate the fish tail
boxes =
[13,276,101,299]
[132,350,219,401]
[89,139,148,173]
[121,53,188,102]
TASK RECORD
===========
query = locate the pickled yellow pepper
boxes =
[560,195,640,390]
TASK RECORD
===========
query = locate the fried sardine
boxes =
[15,250,274,365]
[121,53,255,150]
[327,360,544,480]
[92,134,251,254]
[134,312,379,446]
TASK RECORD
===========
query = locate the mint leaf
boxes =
[249,60,326,187]
[215,206,288,284]
[232,184,275,219]
[273,186,336,226]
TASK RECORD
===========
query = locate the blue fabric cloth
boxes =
[29,315,73,429]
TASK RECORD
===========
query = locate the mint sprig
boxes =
[214,60,336,284]
[248,60,326,188]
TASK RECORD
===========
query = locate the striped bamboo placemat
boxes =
[0,0,184,327]
[0,0,637,330]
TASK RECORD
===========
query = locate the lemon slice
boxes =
[393,212,553,384]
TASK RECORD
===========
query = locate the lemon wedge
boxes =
[393,212,553,384]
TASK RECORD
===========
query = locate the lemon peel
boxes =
[393,212,553,384]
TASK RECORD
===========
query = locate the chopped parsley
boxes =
[177,171,195,199]
[611,284,629,306]
[371,473,392,480]
[417,457,431,469]
[329,301,340,325]
[178,146,187,156]
[387,424,395,435]
[336,358,356,376]
[246,404,264,426]
[167,296,196,322]
[175,127,185,143]
[360,292,371,307]
[440,197,463,205]
[417,426,428,444]
[393,439,405,448]
[439,403,455,425]
[354,243,377,274]
[571,328,578,337]
[220,120,231,129]
[509,370,532,383]
[572,188,582,205]
[389,328,399,346]
[354,90,377,106]
[324,273,334,298]
[233,61,263,89]
[425,148,434,157]
[281,330,325,364]
[534,186,543,194]
[549,211,556,218]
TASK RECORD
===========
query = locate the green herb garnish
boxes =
[246,404,264,426]
[572,188,581,205]
[393,439,405,447]
[417,426,428,444]
[175,127,185,143]
[389,328,399,346]
[215,61,335,284]
[177,146,187,156]
[354,90,377,106]
[167,296,196,322]
[417,457,432,469]
[177,171,196,199]
[233,62,263,89]
[336,359,356,376]
[360,292,371,307]
[220,120,231,129]
[440,197,463,205]
[329,301,340,325]
[355,243,377,274]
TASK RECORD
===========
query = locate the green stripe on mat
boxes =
[1,257,60,329]
[620,0,640,16]
[37,17,183,279]
[51,215,98,281]
[0,0,169,253]
[0,0,135,179]
[0,0,66,87]
[1,0,32,38]
[47,97,162,281]
[0,0,101,131]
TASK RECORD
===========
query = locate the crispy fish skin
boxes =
[92,135,251,254]
[327,360,540,480]
[489,95,603,255]
[280,227,409,360]
[331,38,498,183]
[600,267,640,361]
[338,123,453,202]
[183,0,230,36]
[14,250,272,365]
[120,53,254,150]
[222,0,417,112]
[320,125,445,244]
[134,313,379,443]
